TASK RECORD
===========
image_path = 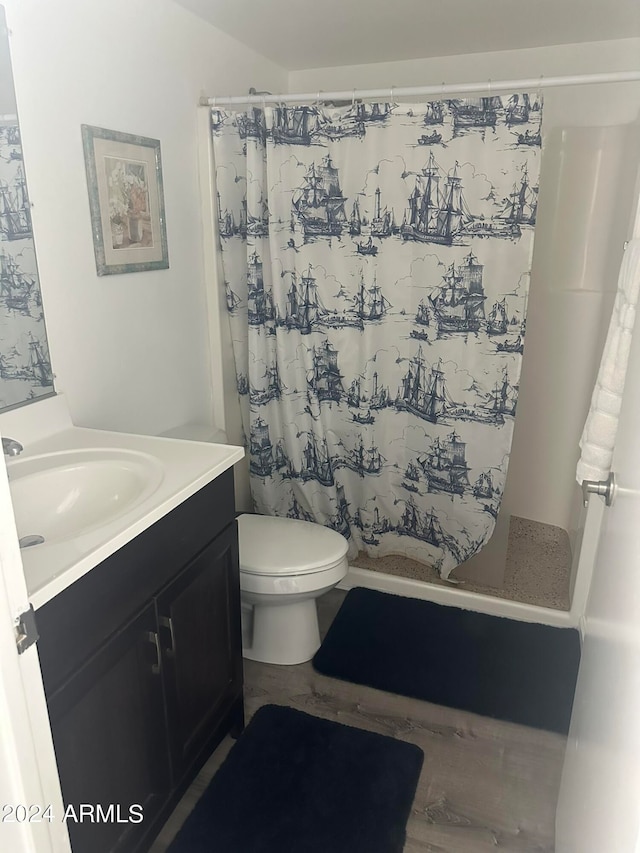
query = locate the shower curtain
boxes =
[212,95,543,580]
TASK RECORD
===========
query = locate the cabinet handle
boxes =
[147,631,162,675]
[159,615,176,656]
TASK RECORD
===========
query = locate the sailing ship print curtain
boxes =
[0,124,54,409]
[212,95,543,579]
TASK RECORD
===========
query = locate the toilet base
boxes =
[242,598,321,665]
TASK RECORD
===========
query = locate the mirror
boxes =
[0,5,54,411]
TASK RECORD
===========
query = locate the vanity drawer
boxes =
[36,468,235,695]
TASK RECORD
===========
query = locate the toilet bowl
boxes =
[161,423,349,665]
[237,512,348,665]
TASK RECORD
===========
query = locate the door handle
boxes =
[582,472,616,507]
[147,631,162,675]
[159,615,176,656]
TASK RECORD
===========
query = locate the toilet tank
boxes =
[161,423,228,444]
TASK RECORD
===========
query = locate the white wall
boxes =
[291,39,640,543]
[290,39,640,127]
[2,0,287,435]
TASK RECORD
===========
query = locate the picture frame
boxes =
[81,125,169,275]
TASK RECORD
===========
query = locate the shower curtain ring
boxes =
[488,78,492,98]
[316,90,322,106]
[352,88,356,107]
[390,85,395,103]
[537,74,544,101]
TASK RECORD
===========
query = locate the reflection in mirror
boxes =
[0,5,54,411]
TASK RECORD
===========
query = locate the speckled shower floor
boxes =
[350,515,572,611]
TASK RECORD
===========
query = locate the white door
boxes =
[0,431,70,853]
[556,242,640,852]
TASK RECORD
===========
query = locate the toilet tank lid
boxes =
[237,513,348,576]
[161,423,227,443]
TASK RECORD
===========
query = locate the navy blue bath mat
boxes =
[166,704,423,853]
[313,588,580,734]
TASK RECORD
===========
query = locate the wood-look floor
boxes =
[150,590,566,853]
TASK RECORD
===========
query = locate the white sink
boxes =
[9,448,164,546]
[0,395,244,609]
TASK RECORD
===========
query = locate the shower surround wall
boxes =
[286,38,640,587]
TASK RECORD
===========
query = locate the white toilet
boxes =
[162,424,349,666]
[237,512,348,665]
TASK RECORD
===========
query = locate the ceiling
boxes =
[173,0,640,71]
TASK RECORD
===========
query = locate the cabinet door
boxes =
[157,523,243,783]
[46,603,171,853]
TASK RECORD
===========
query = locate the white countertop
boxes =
[1,398,244,609]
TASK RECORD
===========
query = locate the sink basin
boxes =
[9,448,164,545]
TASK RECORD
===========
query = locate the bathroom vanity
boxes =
[35,469,243,853]
[1,396,245,853]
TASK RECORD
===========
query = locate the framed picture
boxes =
[81,125,169,275]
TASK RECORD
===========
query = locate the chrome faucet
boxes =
[2,437,23,457]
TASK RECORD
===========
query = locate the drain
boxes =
[19,534,45,549]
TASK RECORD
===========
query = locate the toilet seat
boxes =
[237,513,348,578]
[239,560,347,598]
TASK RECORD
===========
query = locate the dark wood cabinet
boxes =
[158,524,243,782]
[36,471,244,853]
[46,604,171,853]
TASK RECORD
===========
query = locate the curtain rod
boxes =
[201,70,640,107]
